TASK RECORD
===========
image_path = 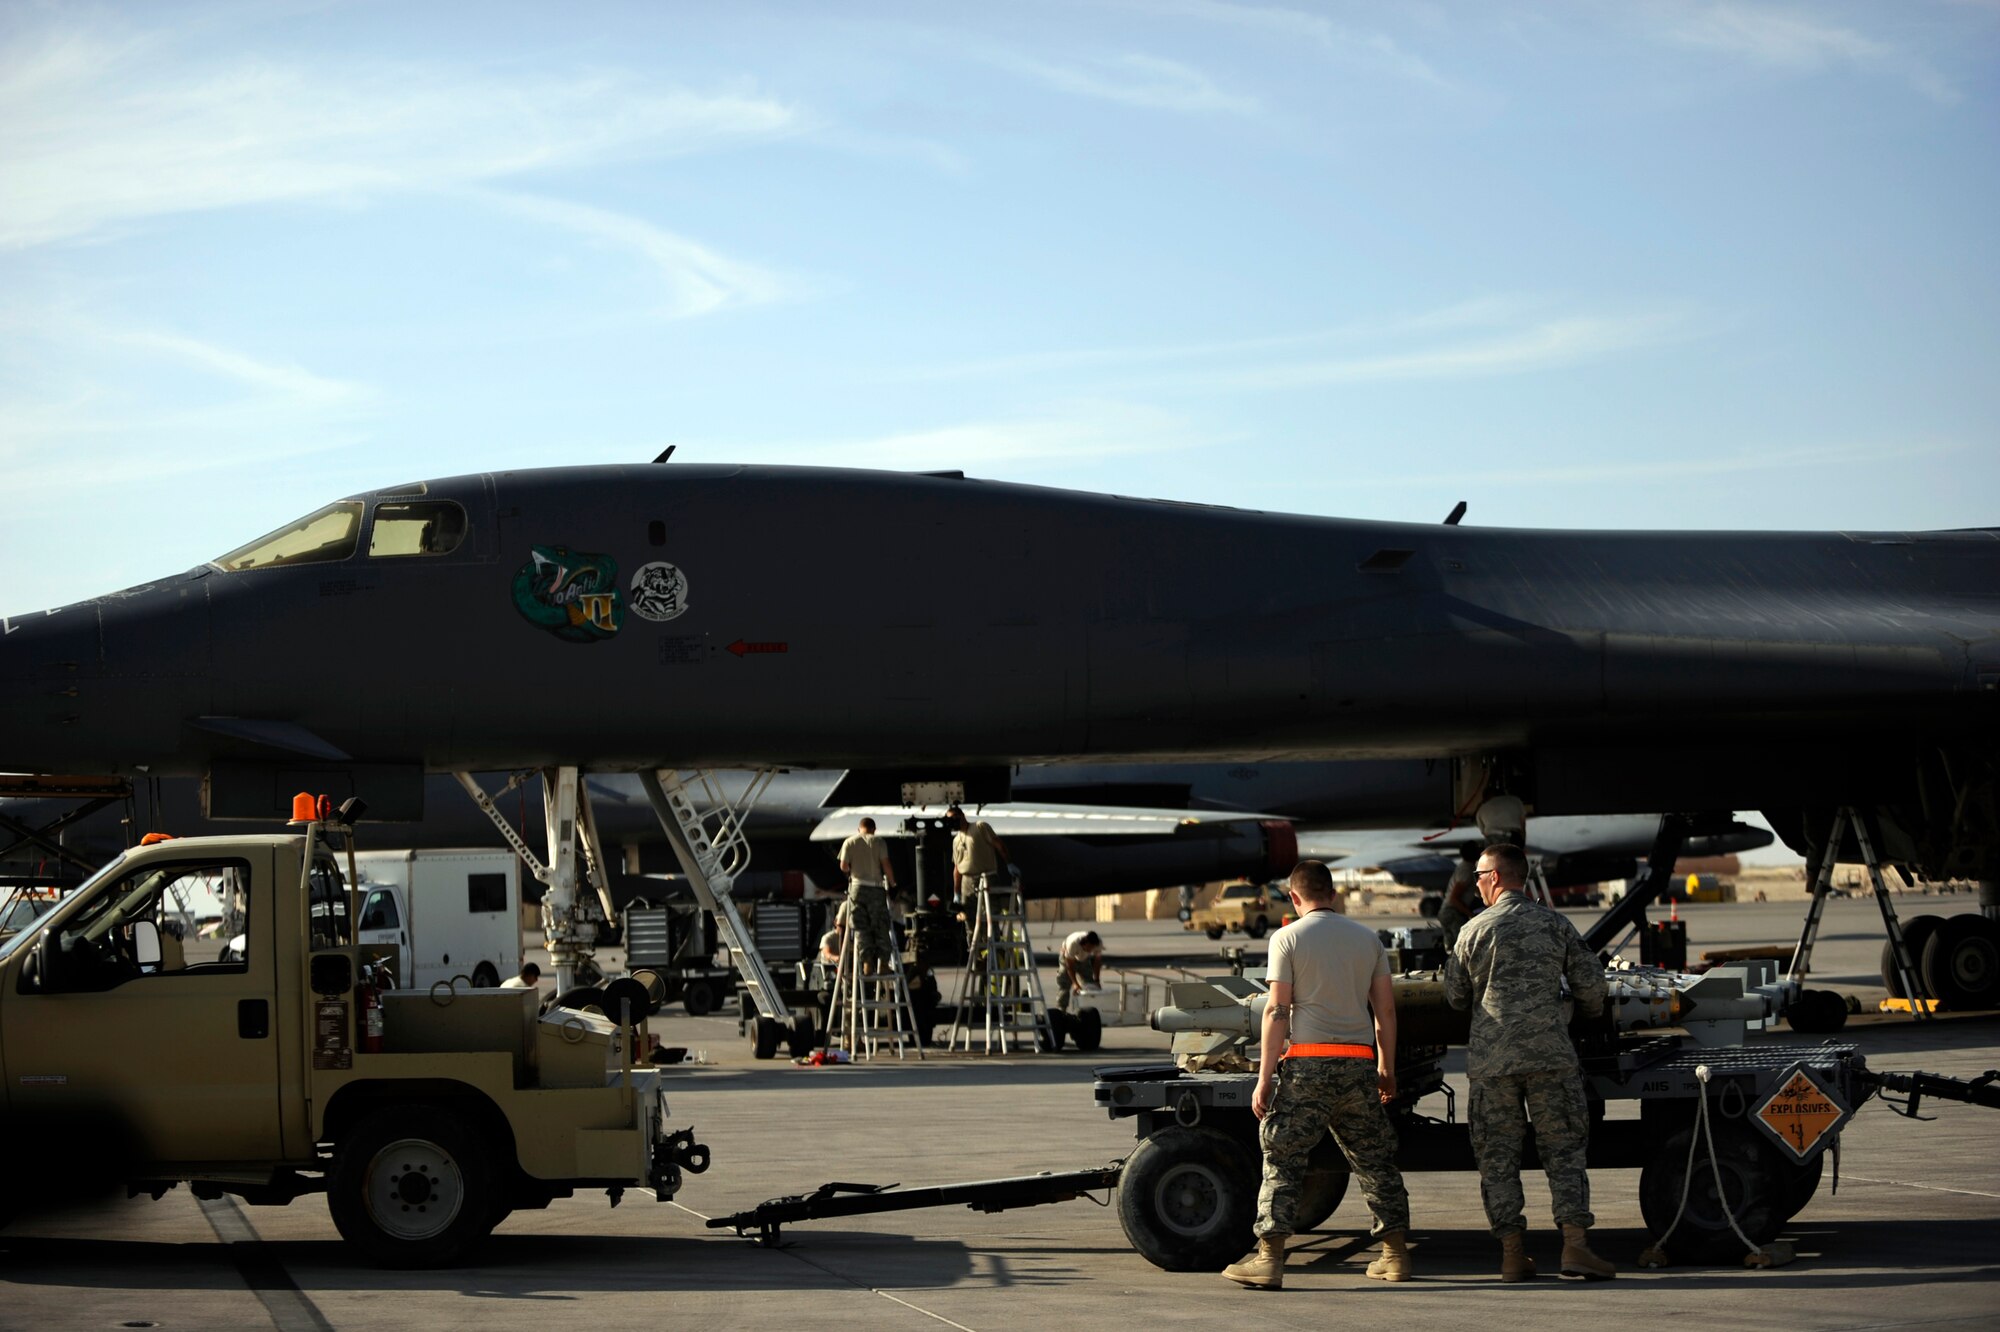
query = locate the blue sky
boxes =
[4,0,1998,617]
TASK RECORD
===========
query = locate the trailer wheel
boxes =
[1922,915,2000,1010]
[1117,1126,1258,1271]
[1074,1007,1104,1053]
[1638,1124,1784,1264]
[329,1104,497,1269]
[1776,1150,1824,1224]
[1881,915,1945,997]
[681,979,717,1017]
[1204,926,1225,940]
[751,1015,784,1060]
[1294,1169,1350,1233]
[470,964,499,989]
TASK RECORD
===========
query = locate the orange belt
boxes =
[1284,1043,1375,1060]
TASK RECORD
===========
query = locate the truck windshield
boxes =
[0,853,125,964]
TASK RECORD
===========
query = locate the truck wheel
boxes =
[750,1015,784,1060]
[1116,1125,1258,1271]
[1881,915,1945,997]
[1922,915,2000,1010]
[1205,926,1225,940]
[682,980,717,1018]
[1245,917,1268,940]
[470,964,499,989]
[1294,1169,1350,1233]
[1638,1124,1784,1264]
[329,1105,498,1269]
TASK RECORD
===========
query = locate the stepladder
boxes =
[948,875,1055,1054]
[822,894,924,1062]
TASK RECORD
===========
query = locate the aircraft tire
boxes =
[1922,914,2000,1010]
[1638,1124,1784,1264]
[1783,988,1849,1034]
[1293,1169,1350,1233]
[1245,918,1268,940]
[681,980,717,1017]
[549,985,607,1015]
[1880,914,1945,997]
[328,1104,498,1269]
[1116,1125,1258,1271]
[750,1015,784,1060]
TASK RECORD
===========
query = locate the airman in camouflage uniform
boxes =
[1445,843,1615,1281]
[1222,861,1411,1290]
[1435,850,1481,950]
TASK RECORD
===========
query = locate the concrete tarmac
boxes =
[4,898,1995,1331]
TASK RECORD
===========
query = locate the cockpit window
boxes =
[369,500,467,558]
[213,502,364,572]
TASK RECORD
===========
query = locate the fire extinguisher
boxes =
[359,964,384,1055]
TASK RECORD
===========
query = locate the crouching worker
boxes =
[1222,860,1411,1290]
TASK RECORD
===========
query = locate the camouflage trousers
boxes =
[845,882,892,968]
[1255,1056,1410,1238]
[1468,1071,1594,1236]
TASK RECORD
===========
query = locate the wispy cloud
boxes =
[1344,439,1967,490]
[884,299,1691,392]
[1189,312,1688,391]
[1114,0,1449,89]
[0,312,371,490]
[985,48,1258,113]
[474,191,798,318]
[1645,3,1960,103]
[0,18,801,249]
[675,400,1225,471]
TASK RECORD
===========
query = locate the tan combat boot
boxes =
[1221,1234,1287,1290]
[1500,1230,1537,1282]
[1560,1223,1616,1280]
[1365,1229,1411,1282]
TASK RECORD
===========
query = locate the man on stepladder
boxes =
[1221,860,1412,1290]
[1445,841,1616,1282]
[837,817,897,974]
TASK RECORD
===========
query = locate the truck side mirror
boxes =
[131,919,162,973]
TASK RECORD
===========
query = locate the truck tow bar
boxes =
[1865,1067,2000,1120]
[706,1163,1125,1247]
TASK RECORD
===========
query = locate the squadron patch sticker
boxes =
[512,546,624,642]
[629,561,691,623]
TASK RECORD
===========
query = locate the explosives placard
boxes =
[1752,1062,1852,1162]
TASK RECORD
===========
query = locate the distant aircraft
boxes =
[3,462,1995,893]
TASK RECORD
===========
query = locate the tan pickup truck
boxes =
[1185,881,1292,939]
[0,811,707,1267]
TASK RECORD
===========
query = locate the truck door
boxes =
[357,885,409,972]
[1,851,284,1164]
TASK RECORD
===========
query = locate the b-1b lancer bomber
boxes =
[3,463,1997,891]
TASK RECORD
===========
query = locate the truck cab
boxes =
[0,815,704,1267]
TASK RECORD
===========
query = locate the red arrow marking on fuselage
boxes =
[725,639,789,657]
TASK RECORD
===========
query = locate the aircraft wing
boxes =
[810,803,1277,841]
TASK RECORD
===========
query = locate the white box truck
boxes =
[353,849,522,989]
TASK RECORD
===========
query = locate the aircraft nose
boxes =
[1,582,210,775]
